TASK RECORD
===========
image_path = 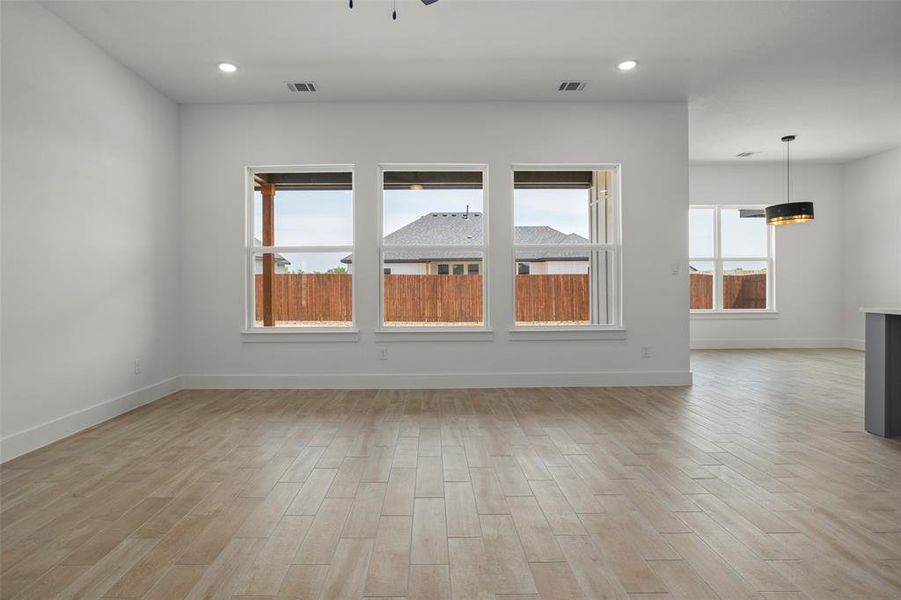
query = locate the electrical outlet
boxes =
[378,347,388,361]
[641,346,651,359]
[671,263,681,276]
[134,359,142,375]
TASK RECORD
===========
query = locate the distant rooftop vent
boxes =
[287,82,318,93]
[558,81,587,92]
[735,151,758,158]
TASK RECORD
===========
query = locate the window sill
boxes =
[374,328,494,342]
[242,328,360,343]
[508,327,627,341]
[690,311,779,320]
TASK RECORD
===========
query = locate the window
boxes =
[432,262,480,276]
[380,166,487,328]
[247,167,354,329]
[689,206,773,311]
[513,167,621,328]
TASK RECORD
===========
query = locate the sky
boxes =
[255,187,592,272]
[383,189,485,236]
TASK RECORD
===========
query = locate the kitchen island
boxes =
[862,308,901,437]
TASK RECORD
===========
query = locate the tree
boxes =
[326,266,348,274]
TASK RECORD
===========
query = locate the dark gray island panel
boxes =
[864,310,901,438]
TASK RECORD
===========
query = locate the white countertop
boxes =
[861,308,901,315]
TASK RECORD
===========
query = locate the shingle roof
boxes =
[385,211,485,246]
[342,213,589,263]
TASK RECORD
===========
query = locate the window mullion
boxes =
[381,245,487,253]
[253,245,354,254]
[261,183,276,326]
[589,172,600,324]
[714,207,722,310]
[513,243,615,251]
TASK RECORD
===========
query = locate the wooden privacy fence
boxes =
[690,272,766,310]
[515,274,589,322]
[384,274,483,322]
[255,274,352,322]
[256,273,591,322]
[690,273,714,309]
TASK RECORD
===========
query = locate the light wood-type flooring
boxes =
[2,349,900,599]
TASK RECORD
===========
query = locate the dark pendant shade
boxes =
[765,134,814,226]
[765,201,814,226]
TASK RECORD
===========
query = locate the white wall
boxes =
[386,263,428,275]
[1,2,181,459]
[689,164,845,348]
[544,261,590,275]
[180,102,690,388]
[841,147,901,347]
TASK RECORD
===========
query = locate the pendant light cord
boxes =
[785,138,792,205]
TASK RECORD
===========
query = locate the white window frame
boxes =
[243,165,358,337]
[377,163,490,332]
[689,204,776,315]
[510,164,623,332]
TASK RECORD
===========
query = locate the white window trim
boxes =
[377,163,491,332]
[689,311,779,320]
[507,328,627,341]
[372,330,494,342]
[509,163,624,333]
[241,329,361,342]
[244,165,358,337]
[689,204,776,316]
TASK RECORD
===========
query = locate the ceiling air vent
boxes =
[558,81,587,92]
[287,82,318,93]
[735,151,757,158]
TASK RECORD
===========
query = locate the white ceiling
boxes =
[42,0,901,163]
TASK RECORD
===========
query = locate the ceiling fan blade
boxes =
[421,0,440,4]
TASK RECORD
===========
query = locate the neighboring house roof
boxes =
[253,238,290,266]
[342,213,589,264]
[514,227,592,261]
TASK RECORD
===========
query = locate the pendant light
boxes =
[765,135,814,226]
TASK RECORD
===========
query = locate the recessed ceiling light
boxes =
[217,62,238,73]
[617,60,638,71]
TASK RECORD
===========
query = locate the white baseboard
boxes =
[690,337,846,350]
[182,370,693,390]
[1,376,182,463]
[840,338,865,351]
